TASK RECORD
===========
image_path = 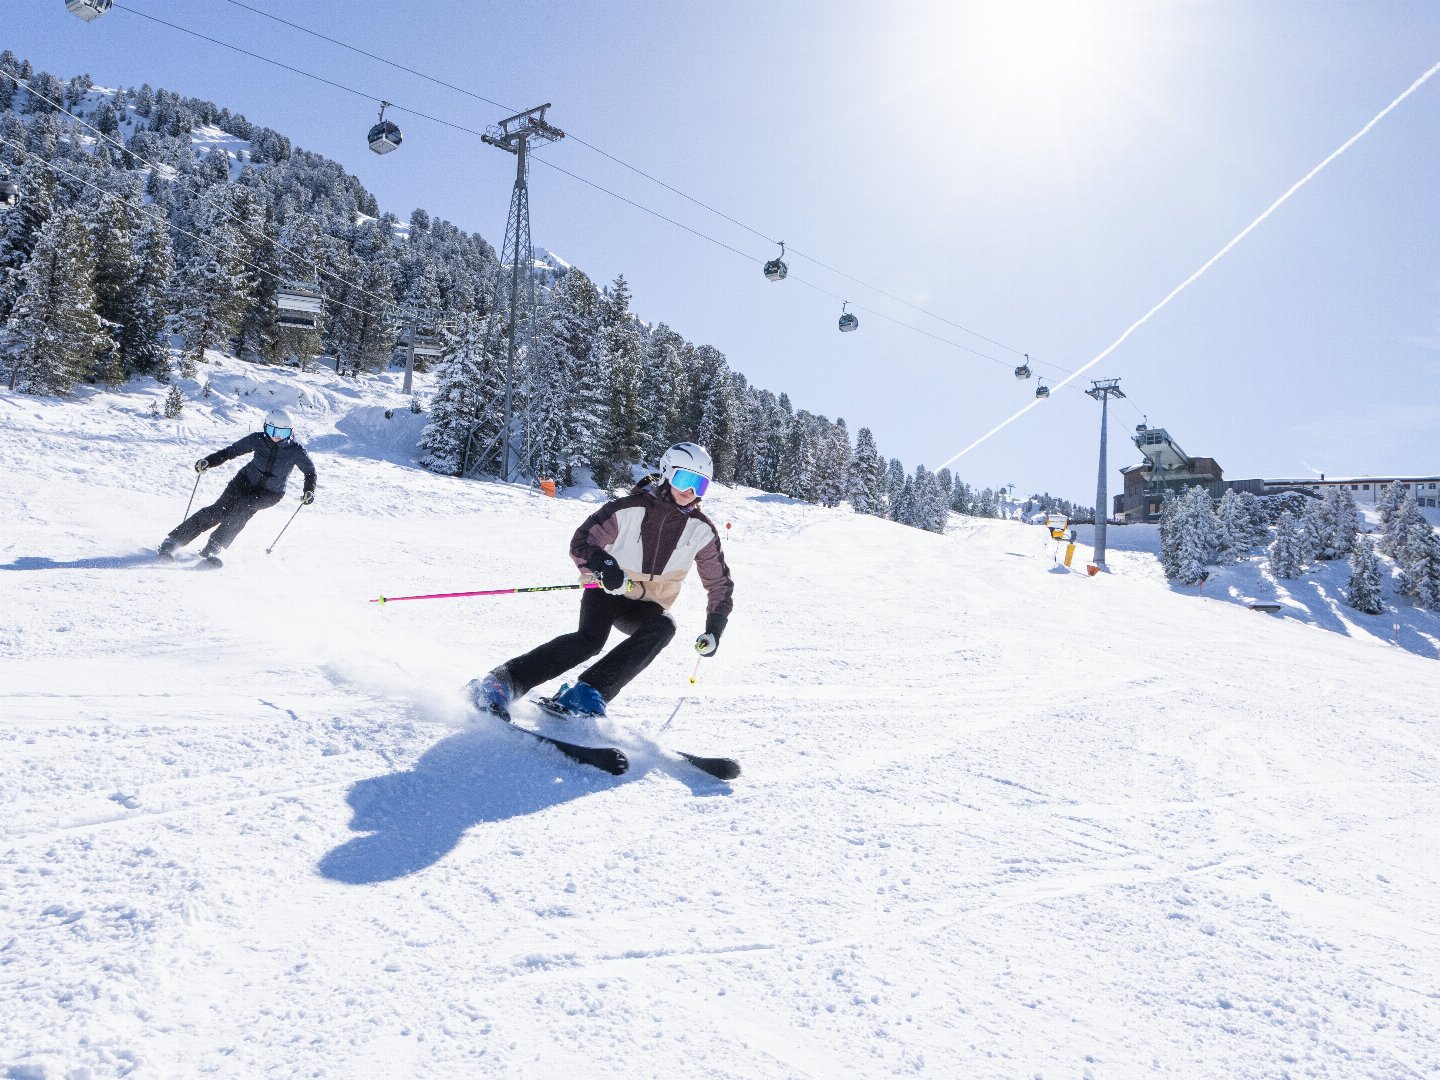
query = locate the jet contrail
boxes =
[936,58,1440,474]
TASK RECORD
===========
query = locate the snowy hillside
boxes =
[3,360,1439,1079]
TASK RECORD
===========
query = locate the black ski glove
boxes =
[301,490,315,505]
[695,612,728,656]
[584,550,629,594]
[194,458,210,473]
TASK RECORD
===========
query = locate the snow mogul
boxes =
[471,442,734,718]
[157,408,317,568]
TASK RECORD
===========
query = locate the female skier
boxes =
[471,442,734,718]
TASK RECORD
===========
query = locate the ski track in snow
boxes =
[2,358,1439,1079]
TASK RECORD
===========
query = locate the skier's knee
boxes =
[574,629,608,658]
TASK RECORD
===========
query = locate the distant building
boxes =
[1112,426,1440,521]
[1261,476,1440,508]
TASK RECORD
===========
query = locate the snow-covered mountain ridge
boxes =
[2,363,1439,1079]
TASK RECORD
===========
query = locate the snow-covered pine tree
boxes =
[892,474,919,527]
[1214,488,1251,563]
[1344,536,1385,614]
[1376,480,1406,531]
[972,487,1000,519]
[636,324,685,463]
[932,469,954,531]
[88,180,163,383]
[755,392,792,493]
[1157,491,1178,575]
[885,458,906,519]
[0,158,57,327]
[689,344,737,484]
[728,374,759,486]
[171,187,253,370]
[1381,491,1426,559]
[815,418,850,509]
[911,466,947,533]
[544,268,602,484]
[779,410,822,502]
[592,313,647,488]
[1238,490,1267,543]
[1296,498,1321,566]
[521,329,570,485]
[418,309,488,476]
[1268,510,1305,580]
[1162,485,1219,583]
[1314,485,1359,560]
[2,208,111,393]
[949,478,972,516]
[326,228,395,377]
[163,384,183,418]
[846,426,885,516]
[1397,522,1440,610]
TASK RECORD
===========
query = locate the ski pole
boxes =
[265,501,306,555]
[182,470,202,520]
[372,582,601,604]
[663,653,706,732]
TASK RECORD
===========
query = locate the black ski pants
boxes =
[169,472,283,553]
[504,587,676,703]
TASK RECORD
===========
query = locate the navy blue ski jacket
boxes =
[202,432,317,495]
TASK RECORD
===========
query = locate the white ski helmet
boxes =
[658,442,713,495]
[263,408,293,438]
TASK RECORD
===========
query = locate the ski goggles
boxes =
[264,423,292,439]
[669,468,710,496]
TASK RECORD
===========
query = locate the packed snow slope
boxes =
[2,359,1439,1080]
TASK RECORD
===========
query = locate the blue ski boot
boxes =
[547,681,607,719]
[467,669,514,718]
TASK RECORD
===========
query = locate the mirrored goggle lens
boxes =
[265,424,292,439]
[671,468,710,496]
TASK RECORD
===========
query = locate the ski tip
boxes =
[678,753,740,781]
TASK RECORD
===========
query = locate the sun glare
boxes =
[901,1,1152,167]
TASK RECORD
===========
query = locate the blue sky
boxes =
[9,0,1440,503]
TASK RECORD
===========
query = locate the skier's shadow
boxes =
[318,728,630,885]
[0,552,159,571]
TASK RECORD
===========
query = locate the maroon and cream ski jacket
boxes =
[569,483,734,615]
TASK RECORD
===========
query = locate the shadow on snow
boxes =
[0,551,164,571]
[318,724,729,886]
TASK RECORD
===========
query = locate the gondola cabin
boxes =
[1014,354,1031,379]
[0,178,18,210]
[368,103,402,155]
[838,302,858,332]
[275,283,324,332]
[763,241,787,282]
[1035,381,1050,399]
[368,119,402,154]
[66,0,112,21]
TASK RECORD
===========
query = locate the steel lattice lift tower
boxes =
[480,104,565,482]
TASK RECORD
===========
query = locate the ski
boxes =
[673,751,741,782]
[486,703,629,776]
[533,697,739,781]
